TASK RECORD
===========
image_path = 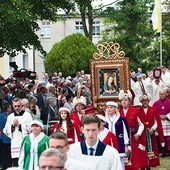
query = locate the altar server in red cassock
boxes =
[119,90,145,170]
[138,93,165,170]
[52,107,80,144]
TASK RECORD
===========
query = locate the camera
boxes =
[6,62,37,89]
[32,105,36,109]
[29,105,36,115]
[9,62,37,80]
[29,105,36,109]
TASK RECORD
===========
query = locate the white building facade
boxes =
[0,16,104,80]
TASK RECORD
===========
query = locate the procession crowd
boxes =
[0,67,170,170]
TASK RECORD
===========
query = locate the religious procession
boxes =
[0,60,170,170]
[1,0,170,169]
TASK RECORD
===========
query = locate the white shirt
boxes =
[85,139,99,156]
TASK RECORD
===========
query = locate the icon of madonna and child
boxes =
[102,73,119,96]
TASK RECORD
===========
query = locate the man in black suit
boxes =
[36,85,47,122]
[68,114,122,170]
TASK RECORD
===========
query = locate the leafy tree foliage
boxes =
[100,0,157,72]
[0,0,73,57]
[44,33,97,76]
[162,19,170,67]
[70,0,117,41]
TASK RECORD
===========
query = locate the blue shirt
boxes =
[0,112,11,143]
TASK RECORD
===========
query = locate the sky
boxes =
[58,0,116,14]
[92,0,115,8]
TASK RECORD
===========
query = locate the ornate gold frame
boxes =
[90,42,130,112]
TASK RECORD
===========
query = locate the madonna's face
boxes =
[108,77,114,84]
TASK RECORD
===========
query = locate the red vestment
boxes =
[70,112,82,127]
[153,98,170,152]
[137,106,164,168]
[85,104,97,115]
[70,112,83,142]
[52,122,81,144]
[98,128,118,151]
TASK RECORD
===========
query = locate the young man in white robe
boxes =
[68,114,122,170]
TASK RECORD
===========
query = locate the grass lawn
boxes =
[154,156,170,170]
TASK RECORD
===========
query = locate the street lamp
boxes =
[33,46,35,71]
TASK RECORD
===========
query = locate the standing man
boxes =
[138,93,165,169]
[119,90,144,170]
[68,114,122,170]
[49,131,91,170]
[0,101,12,170]
[58,72,65,83]
[36,85,47,123]
[42,73,49,86]
[73,71,81,87]
[3,98,32,166]
[136,68,143,77]
[153,89,170,157]
[64,80,75,98]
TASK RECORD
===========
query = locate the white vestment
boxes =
[65,157,91,170]
[3,111,32,158]
[68,142,122,170]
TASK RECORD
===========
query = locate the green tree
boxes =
[44,33,97,76]
[100,0,156,71]
[70,0,117,40]
[0,0,73,57]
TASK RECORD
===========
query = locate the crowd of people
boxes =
[0,67,170,170]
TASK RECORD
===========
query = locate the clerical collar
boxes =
[14,110,25,116]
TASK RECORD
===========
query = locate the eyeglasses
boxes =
[39,165,64,170]
[13,105,21,108]
[51,143,68,150]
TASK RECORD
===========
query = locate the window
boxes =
[23,53,29,69]
[75,21,84,34]
[41,21,51,38]
[93,21,100,36]
[75,21,101,36]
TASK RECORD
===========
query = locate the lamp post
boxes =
[33,46,35,71]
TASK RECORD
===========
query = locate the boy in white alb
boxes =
[68,114,122,170]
